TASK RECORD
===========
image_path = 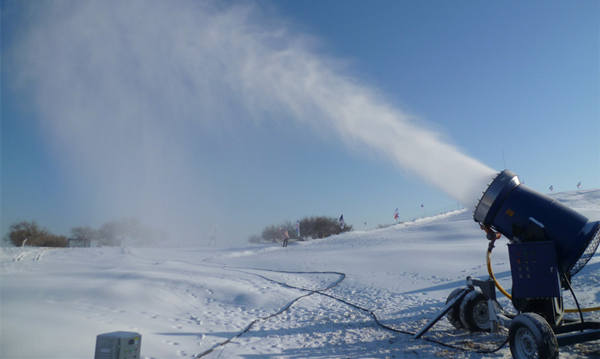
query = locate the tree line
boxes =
[4,219,163,247]
[4,215,352,247]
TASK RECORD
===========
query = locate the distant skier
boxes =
[339,214,345,230]
[282,228,289,247]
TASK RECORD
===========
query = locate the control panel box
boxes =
[94,331,141,359]
[508,241,560,299]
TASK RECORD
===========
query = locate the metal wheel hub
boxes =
[514,327,539,358]
[473,301,489,328]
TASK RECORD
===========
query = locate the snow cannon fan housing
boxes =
[474,170,600,277]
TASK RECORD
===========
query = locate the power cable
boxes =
[195,265,509,357]
[562,272,585,328]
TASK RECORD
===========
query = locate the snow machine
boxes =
[417,170,600,359]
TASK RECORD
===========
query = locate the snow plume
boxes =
[9,0,495,243]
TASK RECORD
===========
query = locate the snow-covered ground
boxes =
[1,190,599,359]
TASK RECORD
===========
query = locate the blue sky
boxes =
[272,0,600,181]
[2,0,599,243]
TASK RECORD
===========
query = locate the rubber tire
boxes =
[509,313,558,359]
[446,288,470,329]
[459,290,492,331]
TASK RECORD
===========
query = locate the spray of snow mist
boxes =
[9,0,495,241]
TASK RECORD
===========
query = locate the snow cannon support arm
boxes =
[481,224,500,251]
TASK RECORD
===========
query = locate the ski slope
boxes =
[1,190,599,358]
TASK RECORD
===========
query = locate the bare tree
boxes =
[7,221,67,247]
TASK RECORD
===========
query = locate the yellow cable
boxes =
[486,249,600,313]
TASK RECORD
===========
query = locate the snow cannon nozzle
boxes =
[473,170,520,225]
[473,169,600,277]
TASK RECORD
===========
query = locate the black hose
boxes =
[195,265,509,357]
[562,272,585,329]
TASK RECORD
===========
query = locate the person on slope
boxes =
[282,228,289,248]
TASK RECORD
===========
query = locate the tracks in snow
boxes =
[194,267,345,358]
[124,249,508,357]
[193,262,509,358]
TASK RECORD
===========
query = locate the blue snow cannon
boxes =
[421,169,600,358]
[473,169,600,358]
[474,169,600,277]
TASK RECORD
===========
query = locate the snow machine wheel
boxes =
[509,313,558,359]
[446,288,470,329]
[459,289,494,331]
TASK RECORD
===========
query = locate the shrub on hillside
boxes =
[71,226,98,240]
[8,221,68,247]
[261,221,301,243]
[251,216,352,243]
[299,216,352,239]
[261,225,281,243]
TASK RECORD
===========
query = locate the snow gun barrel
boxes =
[473,169,600,277]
